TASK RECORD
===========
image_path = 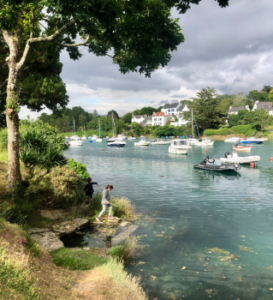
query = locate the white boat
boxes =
[81,135,87,140]
[128,137,136,140]
[116,134,127,140]
[187,138,199,145]
[151,139,172,145]
[134,140,151,146]
[220,152,260,165]
[91,135,98,140]
[107,139,126,147]
[195,137,214,146]
[168,140,191,154]
[139,136,145,139]
[224,137,240,143]
[69,136,83,146]
[233,145,252,152]
[246,137,267,142]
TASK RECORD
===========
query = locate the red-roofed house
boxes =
[152,112,169,126]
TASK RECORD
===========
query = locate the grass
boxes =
[50,248,108,270]
[98,259,148,300]
[112,197,136,220]
[107,236,137,264]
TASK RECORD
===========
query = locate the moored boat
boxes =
[107,140,126,147]
[233,144,251,152]
[195,137,214,146]
[241,137,263,144]
[194,156,241,173]
[134,140,151,146]
[224,137,240,143]
[151,139,172,145]
[69,136,83,146]
[220,152,260,165]
[168,140,191,155]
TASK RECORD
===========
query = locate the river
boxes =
[65,139,273,300]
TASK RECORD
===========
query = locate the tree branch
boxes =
[0,79,8,90]
[56,35,89,47]
[16,19,76,72]
[106,54,114,58]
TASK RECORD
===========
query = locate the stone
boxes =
[119,222,130,227]
[52,218,89,236]
[111,225,139,247]
[31,232,64,252]
[27,228,50,235]
[106,217,121,224]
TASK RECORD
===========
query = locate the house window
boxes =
[172,113,174,116]
[171,109,174,112]
[168,109,170,112]
[154,118,157,121]
[159,118,161,121]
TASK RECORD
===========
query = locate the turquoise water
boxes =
[65,140,273,300]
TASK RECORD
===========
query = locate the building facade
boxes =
[252,101,273,115]
[131,115,147,124]
[228,106,250,115]
[151,112,169,126]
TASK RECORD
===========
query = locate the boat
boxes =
[224,137,240,143]
[187,138,199,145]
[168,140,191,154]
[220,152,260,165]
[65,136,69,139]
[139,136,145,139]
[96,120,103,142]
[91,135,98,140]
[69,136,83,146]
[134,140,151,146]
[194,156,241,173]
[151,139,172,145]
[81,126,87,140]
[233,144,251,152]
[107,140,126,147]
[241,137,263,144]
[128,137,136,140]
[195,137,214,146]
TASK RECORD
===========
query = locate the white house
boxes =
[152,112,169,126]
[161,103,182,117]
[169,104,190,126]
[228,106,250,115]
[252,101,273,115]
[131,115,147,124]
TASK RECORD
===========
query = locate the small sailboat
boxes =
[107,113,126,147]
[81,126,87,140]
[96,120,103,142]
[69,120,83,146]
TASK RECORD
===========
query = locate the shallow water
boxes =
[65,140,273,300]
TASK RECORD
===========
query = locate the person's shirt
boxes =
[101,189,111,205]
[84,182,98,196]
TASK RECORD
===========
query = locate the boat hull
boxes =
[194,163,240,173]
[233,146,251,152]
[107,143,126,147]
[69,141,83,146]
[168,147,188,155]
[220,156,260,164]
[241,141,263,144]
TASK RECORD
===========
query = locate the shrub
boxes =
[230,125,255,136]
[107,236,137,264]
[67,158,89,181]
[203,129,217,136]
[111,197,136,220]
[218,128,230,135]
[51,248,107,270]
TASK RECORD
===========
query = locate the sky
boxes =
[20,0,273,119]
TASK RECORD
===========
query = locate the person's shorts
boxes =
[87,193,93,200]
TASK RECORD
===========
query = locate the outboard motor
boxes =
[203,155,209,163]
[225,151,232,158]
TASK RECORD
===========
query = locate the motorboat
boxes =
[151,139,172,145]
[168,140,191,154]
[106,137,116,143]
[81,135,87,140]
[194,156,241,173]
[128,137,136,140]
[233,144,251,152]
[220,152,260,165]
[107,140,126,147]
[134,140,151,146]
[116,134,127,140]
[195,137,214,147]
[241,137,263,144]
[91,135,98,140]
[224,137,240,143]
[69,136,83,146]
[187,138,199,145]
[139,136,145,139]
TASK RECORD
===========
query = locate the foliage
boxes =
[67,158,89,181]
[188,87,227,132]
[107,237,137,264]
[252,108,270,131]
[248,90,268,102]
[269,89,273,102]
[25,165,86,208]
[122,113,133,124]
[51,248,107,270]
[107,110,119,119]
[131,122,143,136]
[230,125,255,136]
[111,197,136,220]
[133,106,160,116]
[203,128,229,136]
[19,121,68,175]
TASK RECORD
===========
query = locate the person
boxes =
[84,177,99,206]
[96,185,114,222]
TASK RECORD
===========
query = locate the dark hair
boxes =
[105,184,113,190]
[87,177,92,182]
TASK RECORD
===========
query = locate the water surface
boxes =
[65,140,273,300]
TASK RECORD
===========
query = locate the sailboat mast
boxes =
[73,119,76,134]
[191,109,194,137]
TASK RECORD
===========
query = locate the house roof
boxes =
[153,112,165,116]
[162,103,180,109]
[228,106,247,113]
[146,116,152,120]
[132,115,147,119]
[256,101,273,111]
[177,105,185,112]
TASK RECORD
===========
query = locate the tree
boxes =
[232,92,246,107]
[228,110,248,127]
[107,110,119,120]
[133,106,158,116]
[122,113,133,124]
[268,89,273,103]
[131,122,143,136]
[248,90,268,102]
[93,110,99,118]
[0,0,229,188]
[261,86,273,94]
[253,108,269,132]
[189,88,226,132]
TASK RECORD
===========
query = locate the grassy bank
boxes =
[0,219,147,300]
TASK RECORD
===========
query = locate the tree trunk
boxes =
[2,30,22,188]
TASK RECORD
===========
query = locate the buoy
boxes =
[145,147,147,149]
[205,149,207,153]
[250,162,254,168]
[88,146,90,148]
[131,148,133,151]
[270,157,273,161]
[102,149,105,151]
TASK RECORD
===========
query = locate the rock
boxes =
[107,217,121,224]
[27,228,50,235]
[31,232,64,252]
[119,222,130,227]
[40,209,70,220]
[52,218,89,236]
[111,225,139,247]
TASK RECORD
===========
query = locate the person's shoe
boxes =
[96,217,102,223]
